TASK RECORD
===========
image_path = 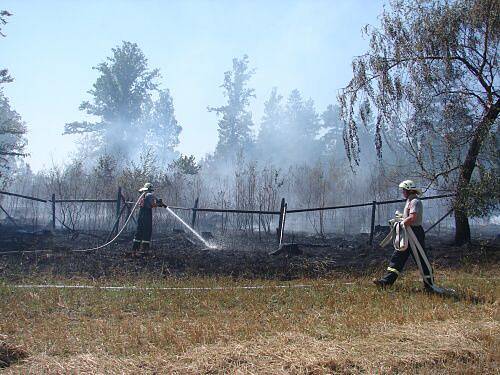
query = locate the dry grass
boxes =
[0,335,28,369]
[0,267,498,374]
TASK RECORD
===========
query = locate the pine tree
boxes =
[64,41,161,158]
[282,90,322,165]
[143,89,182,167]
[256,87,284,159]
[208,55,255,161]
[320,104,343,154]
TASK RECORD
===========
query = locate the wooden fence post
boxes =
[51,193,56,230]
[114,186,122,235]
[191,197,199,228]
[0,204,18,227]
[277,198,286,240]
[258,202,262,240]
[121,194,137,226]
[369,200,377,245]
[279,203,288,246]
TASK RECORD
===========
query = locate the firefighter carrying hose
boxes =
[374,180,435,291]
[130,182,166,255]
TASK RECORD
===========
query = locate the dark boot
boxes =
[373,278,393,288]
[132,240,141,252]
[126,240,141,257]
[140,242,150,254]
[373,267,399,288]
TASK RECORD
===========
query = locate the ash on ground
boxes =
[0,224,498,280]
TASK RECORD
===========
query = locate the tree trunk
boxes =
[454,209,471,244]
[454,99,499,245]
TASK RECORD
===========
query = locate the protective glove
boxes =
[157,198,167,208]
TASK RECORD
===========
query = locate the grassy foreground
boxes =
[0,267,498,374]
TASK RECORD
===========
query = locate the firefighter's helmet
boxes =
[139,182,154,192]
[398,180,422,195]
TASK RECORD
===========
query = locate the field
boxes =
[1,266,499,374]
[1,229,499,373]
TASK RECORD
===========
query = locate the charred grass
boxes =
[0,268,498,374]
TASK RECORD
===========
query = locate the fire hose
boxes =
[0,192,145,255]
[380,213,456,295]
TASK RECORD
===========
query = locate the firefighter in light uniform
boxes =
[374,180,434,290]
[131,182,166,254]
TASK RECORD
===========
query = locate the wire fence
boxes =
[0,188,458,245]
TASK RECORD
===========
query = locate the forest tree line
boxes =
[0,0,498,243]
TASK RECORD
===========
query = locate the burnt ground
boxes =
[0,225,499,280]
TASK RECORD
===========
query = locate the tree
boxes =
[93,154,117,188]
[286,90,321,139]
[143,89,182,166]
[338,0,499,244]
[0,10,13,86]
[0,92,27,182]
[64,41,161,158]
[282,89,322,164]
[208,55,255,160]
[169,154,201,175]
[256,89,323,166]
[256,87,284,159]
[320,104,343,156]
[118,148,159,195]
[0,11,27,183]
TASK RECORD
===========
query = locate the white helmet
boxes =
[139,182,154,192]
[398,180,422,195]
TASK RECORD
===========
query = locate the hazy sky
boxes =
[2,0,386,171]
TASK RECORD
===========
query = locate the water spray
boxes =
[0,195,217,256]
[165,206,216,249]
